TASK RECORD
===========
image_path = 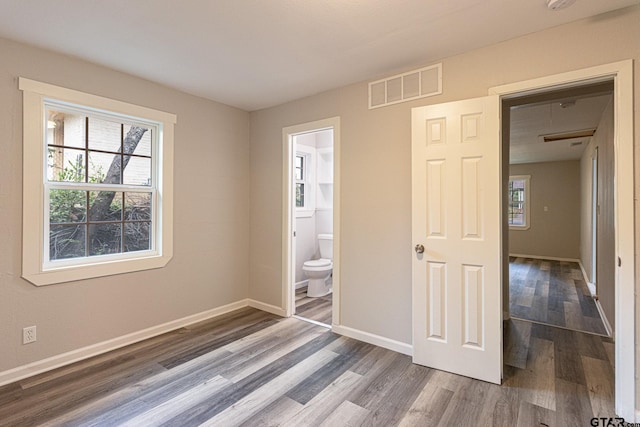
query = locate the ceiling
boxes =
[510,90,612,164]
[0,1,637,111]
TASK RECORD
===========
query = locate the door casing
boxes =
[282,117,341,325]
[489,60,635,421]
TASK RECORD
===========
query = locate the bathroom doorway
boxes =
[282,117,341,328]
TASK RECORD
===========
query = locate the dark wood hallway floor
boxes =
[0,307,616,426]
[509,257,608,336]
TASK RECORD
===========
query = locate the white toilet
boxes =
[302,234,333,297]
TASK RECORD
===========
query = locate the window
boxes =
[294,144,315,217]
[508,175,530,229]
[20,78,176,286]
[295,155,305,208]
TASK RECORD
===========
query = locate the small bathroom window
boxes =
[295,145,315,217]
[295,155,305,208]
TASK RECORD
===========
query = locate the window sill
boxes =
[509,225,530,231]
[23,252,173,286]
[296,209,314,218]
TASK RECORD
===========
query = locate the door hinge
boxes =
[618,256,621,267]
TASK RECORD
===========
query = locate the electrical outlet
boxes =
[23,326,37,344]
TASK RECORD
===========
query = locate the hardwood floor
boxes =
[509,257,608,336]
[0,307,616,426]
[295,285,332,325]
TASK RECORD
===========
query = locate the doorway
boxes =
[411,61,634,419]
[491,60,634,420]
[504,81,613,337]
[282,117,341,328]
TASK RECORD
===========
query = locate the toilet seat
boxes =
[303,258,331,268]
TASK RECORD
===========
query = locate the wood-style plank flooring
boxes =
[295,285,332,326]
[0,307,616,426]
[509,257,608,336]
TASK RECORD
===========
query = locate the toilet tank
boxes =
[318,234,333,260]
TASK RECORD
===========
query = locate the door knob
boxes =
[415,244,425,254]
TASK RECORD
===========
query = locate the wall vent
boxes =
[368,63,442,109]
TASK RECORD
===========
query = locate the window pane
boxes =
[123,125,151,156]
[47,148,86,182]
[88,117,121,152]
[46,109,86,149]
[296,183,304,208]
[88,151,120,184]
[124,222,151,252]
[50,224,86,260]
[508,177,528,226]
[125,192,152,220]
[89,223,122,256]
[50,190,87,224]
[295,156,304,181]
[508,203,525,226]
[123,156,152,186]
[124,124,151,156]
[89,191,123,222]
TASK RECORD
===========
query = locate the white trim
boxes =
[19,78,177,124]
[594,299,613,338]
[293,315,331,329]
[491,60,635,421]
[20,77,175,286]
[332,325,412,356]
[578,261,597,296]
[282,117,341,325]
[0,299,248,387]
[248,299,287,317]
[295,279,309,289]
[577,261,613,337]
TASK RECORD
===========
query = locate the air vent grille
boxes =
[368,63,442,109]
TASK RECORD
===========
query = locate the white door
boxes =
[411,96,501,384]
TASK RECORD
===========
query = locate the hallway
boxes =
[509,257,608,336]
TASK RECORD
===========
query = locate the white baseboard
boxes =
[248,299,287,317]
[332,324,412,356]
[575,261,611,336]
[594,299,613,337]
[509,253,580,263]
[295,280,309,289]
[0,299,250,387]
[576,261,597,296]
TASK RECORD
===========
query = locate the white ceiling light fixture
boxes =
[547,0,577,11]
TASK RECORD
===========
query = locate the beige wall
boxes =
[249,5,640,350]
[509,161,581,259]
[0,37,250,373]
[580,100,616,330]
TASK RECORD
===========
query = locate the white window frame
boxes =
[508,175,530,230]
[20,78,176,286]
[295,144,315,218]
